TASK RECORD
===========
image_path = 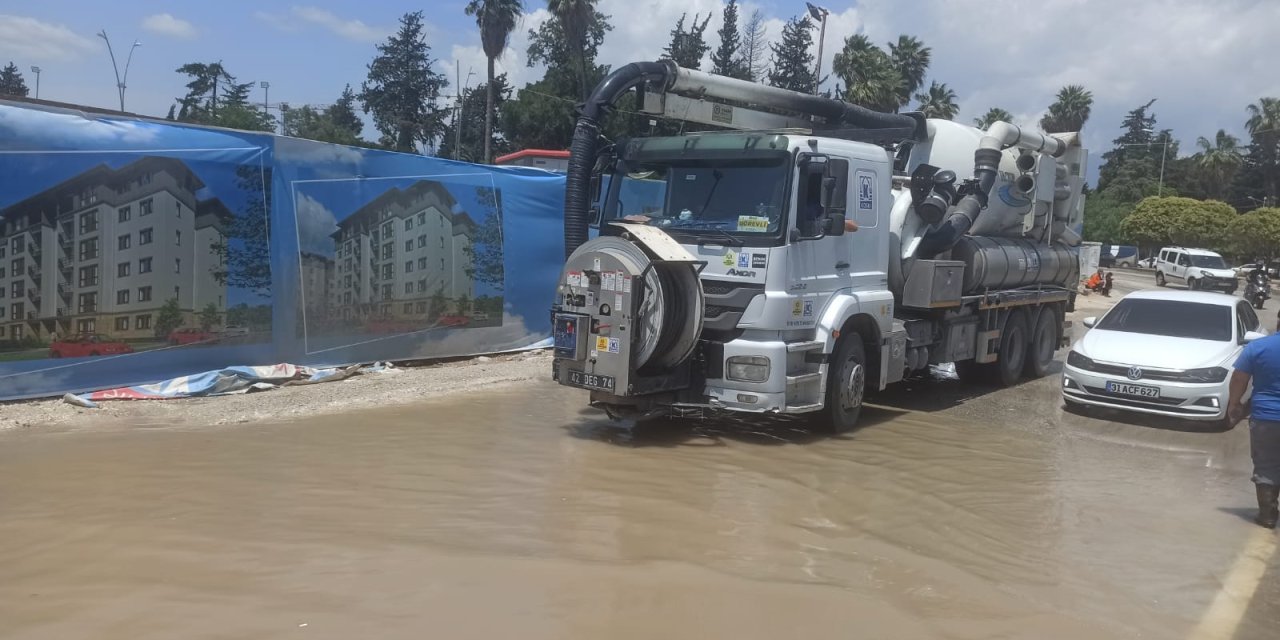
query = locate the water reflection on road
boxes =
[0,381,1273,639]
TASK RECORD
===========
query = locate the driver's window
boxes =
[798,163,825,237]
[1177,254,1190,267]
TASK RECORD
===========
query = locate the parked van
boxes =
[1100,244,1139,268]
[1154,247,1238,293]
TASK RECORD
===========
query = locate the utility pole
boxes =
[97,31,140,112]
[806,3,830,95]
[453,62,475,161]
[29,66,40,99]
[260,81,270,111]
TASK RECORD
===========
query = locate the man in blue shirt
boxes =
[1228,313,1280,529]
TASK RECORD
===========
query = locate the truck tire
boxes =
[995,309,1030,388]
[814,332,867,434]
[1156,272,1166,287]
[1024,308,1057,379]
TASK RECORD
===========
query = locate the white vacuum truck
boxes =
[550,60,1087,431]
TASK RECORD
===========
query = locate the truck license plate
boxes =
[568,370,616,392]
[1105,381,1160,398]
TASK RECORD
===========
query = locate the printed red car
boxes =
[48,334,134,358]
[168,328,219,345]
[438,315,471,328]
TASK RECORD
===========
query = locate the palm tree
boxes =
[548,0,597,101]
[914,81,958,120]
[1246,97,1280,204]
[1039,85,1093,133]
[466,0,523,164]
[1195,129,1243,201]
[832,34,901,113]
[974,107,1014,130]
[887,35,930,111]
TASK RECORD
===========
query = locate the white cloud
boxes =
[0,14,96,62]
[142,13,196,39]
[290,6,390,43]
[0,104,159,146]
[294,192,339,256]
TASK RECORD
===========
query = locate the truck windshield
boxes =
[1190,255,1227,269]
[605,157,789,239]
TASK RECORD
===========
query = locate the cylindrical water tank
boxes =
[950,236,1077,293]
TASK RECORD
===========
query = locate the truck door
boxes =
[787,155,851,300]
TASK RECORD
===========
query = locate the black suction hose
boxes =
[916,147,1003,258]
[563,61,669,258]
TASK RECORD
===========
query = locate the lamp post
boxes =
[29,66,40,99]
[259,81,270,111]
[453,62,475,161]
[1140,127,1170,196]
[806,3,830,95]
[97,31,140,112]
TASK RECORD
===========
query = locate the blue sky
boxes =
[3,1,1279,186]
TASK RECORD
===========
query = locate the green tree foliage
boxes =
[767,16,816,93]
[210,165,273,296]
[974,107,1014,130]
[1227,207,1280,259]
[503,4,611,150]
[466,0,524,163]
[455,294,472,316]
[738,9,769,82]
[463,187,506,292]
[1039,85,1093,133]
[1194,129,1244,201]
[0,62,29,97]
[1245,97,1280,205]
[429,287,449,321]
[914,80,958,120]
[226,303,272,331]
[172,62,274,132]
[440,76,514,162]
[199,302,221,331]
[1120,196,1235,252]
[281,85,368,146]
[1082,188,1132,244]
[360,11,449,153]
[832,34,900,112]
[155,298,183,338]
[547,0,600,101]
[710,0,748,79]
[663,13,713,70]
[887,35,930,110]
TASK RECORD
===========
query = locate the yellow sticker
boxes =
[737,215,769,232]
[792,300,804,317]
[595,336,610,352]
[723,251,736,266]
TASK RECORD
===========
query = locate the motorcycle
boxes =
[1246,274,1271,310]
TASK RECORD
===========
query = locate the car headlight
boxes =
[1066,350,1094,370]
[1181,366,1229,383]
[726,355,771,382]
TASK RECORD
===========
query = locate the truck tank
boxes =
[950,236,1077,293]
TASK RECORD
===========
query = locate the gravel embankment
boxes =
[0,351,553,432]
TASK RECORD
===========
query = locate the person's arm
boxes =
[1229,343,1257,424]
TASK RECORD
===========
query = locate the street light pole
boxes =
[96,31,140,112]
[29,66,40,99]
[806,3,830,95]
[1157,131,1168,197]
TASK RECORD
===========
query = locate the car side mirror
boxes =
[1243,330,1266,344]
[1082,316,1097,329]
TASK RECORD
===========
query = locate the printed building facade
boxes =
[0,157,228,341]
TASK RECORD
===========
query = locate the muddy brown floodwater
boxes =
[1,378,1276,639]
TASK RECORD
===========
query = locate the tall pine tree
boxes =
[360,11,449,153]
[710,0,747,79]
[0,62,29,97]
[767,16,815,93]
[739,9,769,82]
[663,13,712,70]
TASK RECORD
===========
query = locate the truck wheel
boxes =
[815,332,867,434]
[1156,272,1166,286]
[1024,308,1058,379]
[995,310,1030,388]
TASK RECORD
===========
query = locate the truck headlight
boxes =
[726,356,771,382]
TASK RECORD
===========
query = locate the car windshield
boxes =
[1190,254,1226,269]
[607,157,789,235]
[1096,298,1233,341]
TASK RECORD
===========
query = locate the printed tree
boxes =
[155,298,183,338]
[199,302,220,331]
[211,164,272,298]
[464,186,505,293]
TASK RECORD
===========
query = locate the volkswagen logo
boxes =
[1126,366,1144,381]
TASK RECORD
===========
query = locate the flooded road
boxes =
[1,378,1276,639]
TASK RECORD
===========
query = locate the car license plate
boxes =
[1105,381,1160,398]
[568,370,616,392]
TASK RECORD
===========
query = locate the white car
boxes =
[1062,290,1268,425]
[1154,246,1238,293]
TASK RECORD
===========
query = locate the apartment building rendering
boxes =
[0,157,229,342]
[314,180,477,325]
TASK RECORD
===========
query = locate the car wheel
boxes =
[1156,272,1166,286]
[995,309,1030,388]
[812,332,867,434]
[1188,277,1199,291]
[1024,308,1058,379]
